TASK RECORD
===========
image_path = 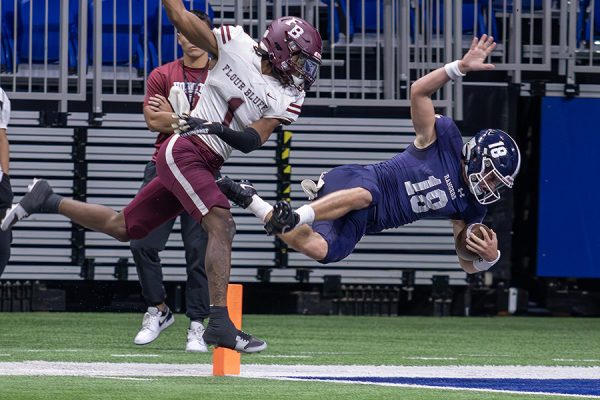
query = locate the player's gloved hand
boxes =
[171,115,221,137]
[0,173,14,217]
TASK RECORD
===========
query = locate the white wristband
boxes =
[473,250,501,272]
[444,60,466,80]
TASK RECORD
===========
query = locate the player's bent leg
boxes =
[60,200,129,242]
[310,187,372,220]
[200,207,267,354]
[279,225,329,261]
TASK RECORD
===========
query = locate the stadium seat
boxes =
[348,0,415,43]
[18,0,79,71]
[1,1,15,72]
[350,0,380,33]
[327,1,492,43]
[87,0,148,70]
[325,0,354,43]
[427,1,496,37]
[580,0,600,42]
[147,0,214,67]
[491,0,544,12]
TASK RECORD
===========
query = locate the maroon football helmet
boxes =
[260,17,322,91]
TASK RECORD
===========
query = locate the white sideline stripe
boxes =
[0,362,599,380]
[553,359,600,362]
[278,377,600,399]
[165,135,209,215]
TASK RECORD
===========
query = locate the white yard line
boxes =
[0,362,599,398]
[0,362,598,380]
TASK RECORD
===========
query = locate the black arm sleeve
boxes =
[209,124,263,154]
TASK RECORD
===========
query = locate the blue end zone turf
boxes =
[297,377,600,397]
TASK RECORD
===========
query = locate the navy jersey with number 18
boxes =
[367,115,487,233]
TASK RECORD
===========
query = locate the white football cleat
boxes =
[185,321,208,353]
[133,306,174,345]
[301,171,326,200]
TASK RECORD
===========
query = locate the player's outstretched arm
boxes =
[410,35,496,148]
[161,0,218,57]
[173,116,281,153]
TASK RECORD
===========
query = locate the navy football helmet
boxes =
[461,129,521,205]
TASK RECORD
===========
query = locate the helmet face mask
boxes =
[468,157,510,205]
[287,51,320,90]
[259,17,322,91]
[462,129,521,205]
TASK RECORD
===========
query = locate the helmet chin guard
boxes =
[259,17,322,91]
[462,129,521,205]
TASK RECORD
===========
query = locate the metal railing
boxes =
[1,0,599,117]
[0,0,88,111]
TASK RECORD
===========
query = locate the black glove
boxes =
[172,115,219,137]
[173,115,263,154]
[0,173,14,211]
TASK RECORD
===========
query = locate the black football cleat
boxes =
[264,200,300,235]
[203,326,267,354]
[1,178,54,231]
[216,176,257,209]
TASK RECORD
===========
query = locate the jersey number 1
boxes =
[222,97,244,127]
[404,176,448,213]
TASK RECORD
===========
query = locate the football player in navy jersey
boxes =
[218,34,521,274]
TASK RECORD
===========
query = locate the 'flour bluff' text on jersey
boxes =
[368,115,487,232]
[190,25,304,160]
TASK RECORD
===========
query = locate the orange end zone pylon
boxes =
[212,284,243,376]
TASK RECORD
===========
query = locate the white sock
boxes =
[190,320,203,330]
[247,194,273,222]
[296,204,315,226]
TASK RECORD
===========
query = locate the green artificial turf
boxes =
[0,313,598,366]
[1,313,599,400]
[0,376,590,400]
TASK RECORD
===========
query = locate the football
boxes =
[455,223,492,261]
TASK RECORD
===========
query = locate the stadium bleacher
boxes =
[0,0,599,288]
